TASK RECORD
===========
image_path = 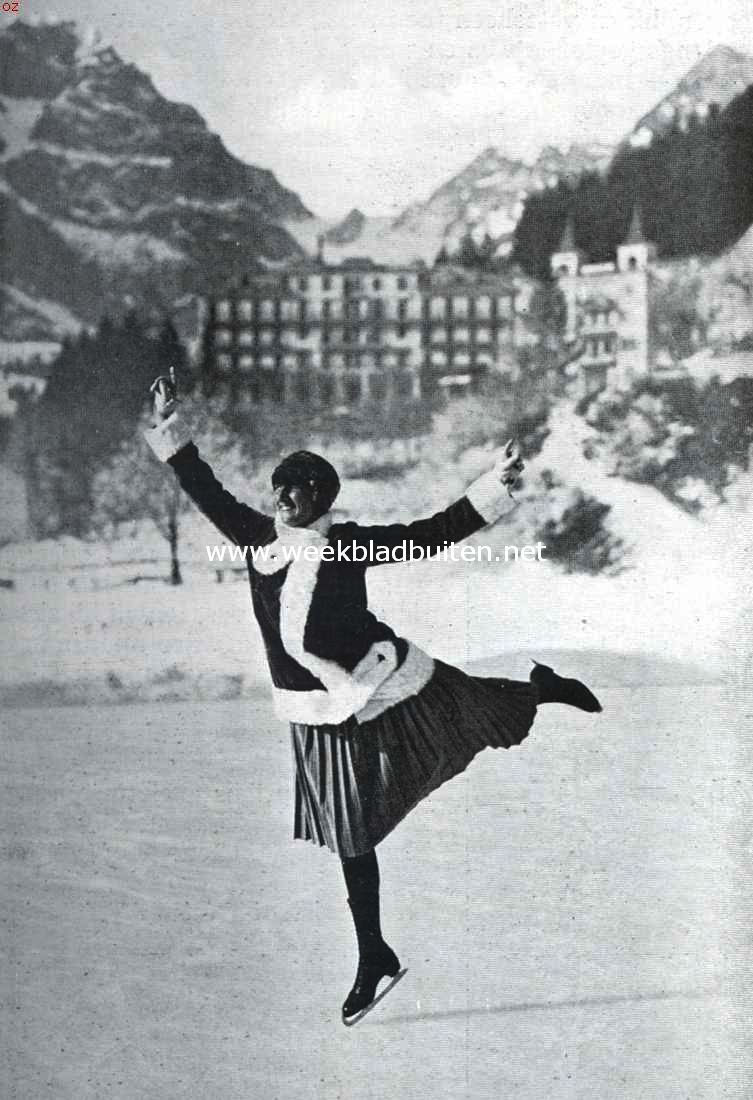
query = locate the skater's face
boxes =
[273,479,321,527]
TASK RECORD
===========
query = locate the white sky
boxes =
[27,0,753,217]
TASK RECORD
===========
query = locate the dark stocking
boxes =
[341,849,384,956]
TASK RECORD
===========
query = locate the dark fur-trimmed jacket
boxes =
[145,413,516,725]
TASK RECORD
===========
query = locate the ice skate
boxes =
[342,944,406,1026]
[530,660,602,713]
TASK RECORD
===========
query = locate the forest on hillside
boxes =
[513,87,753,276]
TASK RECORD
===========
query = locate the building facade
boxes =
[551,206,656,396]
[203,255,518,404]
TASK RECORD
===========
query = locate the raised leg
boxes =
[530,660,602,712]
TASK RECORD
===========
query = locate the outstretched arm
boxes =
[144,377,273,548]
[341,441,525,564]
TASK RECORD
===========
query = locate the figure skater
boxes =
[145,375,601,1025]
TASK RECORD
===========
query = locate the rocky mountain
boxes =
[383,143,612,262]
[285,143,613,268]
[325,208,367,245]
[0,20,309,346]
[627,44,753,148]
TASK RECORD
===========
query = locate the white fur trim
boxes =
[355,643,435,724]
[272,642,434,725]
[144,412,193,462]
[277,541,399,722]
[465,469,518,525]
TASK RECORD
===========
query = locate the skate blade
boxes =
[341,968,408,1027]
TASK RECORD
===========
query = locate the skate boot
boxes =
[530,660,602,713]
[342,941,403,1026]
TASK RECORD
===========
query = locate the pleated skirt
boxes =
[291,659,538,858]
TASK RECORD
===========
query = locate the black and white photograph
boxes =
[1,1,751,1096]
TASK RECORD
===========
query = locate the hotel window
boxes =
[431,351,447,365]
[454,326,470,343]
[359,299,369,319]
[395,372,413,397]
[372,299,385,321]
[238,330,253,346]
[215,300,232,322]
[280,300,297,322]
[454,351,471,366]
[322,300,331,321]
[298,277,309,291]
[430,297,447,320]
[369,374,387,399]
[372,277,382,291]
[283,354,298,369]
[476,327,491,344]
[238,300,253,322]
[345,276,362,293]
[323,275,332,290]
[358,330,369,346]
[432,327,447,344]
[344,376,362,401]
[452,296,469,319]
[298,302,308,339]
[330,326,343,344]
[369,327,382,345]
[260,329,274,346]
[383,352,397,367]
[331,353,344,368]
[214,328,232,347]
[291,373,308,402]
[475,296,491,319]
[496,296,512,318]
[361,353,375,370]
[347,300,360,322]
[476,352,492,366]
[261,354,275,370]
[397,275,409,290]
[259,299,275,321]
[397,298,409,320]
[238,354,254,371]
[216,353,232,372]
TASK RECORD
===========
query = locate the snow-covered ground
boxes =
[2,686,750,1098]
[2,399,751,1096]
[1,396,750,703]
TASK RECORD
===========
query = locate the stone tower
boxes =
[549,215,583,341]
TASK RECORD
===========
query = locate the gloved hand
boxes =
[493,438,525,495]
[149,368,178,423]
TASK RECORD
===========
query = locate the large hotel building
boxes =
[203,255,518,404]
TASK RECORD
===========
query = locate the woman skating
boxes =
[145,376,601,1025]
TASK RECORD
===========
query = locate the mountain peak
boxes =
[628,42,753,146]
[325,208,366,245]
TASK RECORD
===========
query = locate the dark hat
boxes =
[272,450,341,509]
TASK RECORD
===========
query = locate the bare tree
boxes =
[91,409,256,585]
